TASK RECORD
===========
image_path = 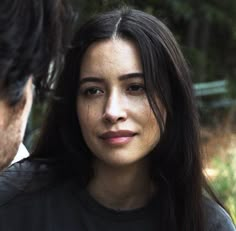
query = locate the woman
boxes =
[0,7,235,231]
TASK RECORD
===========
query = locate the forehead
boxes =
[80,38,143,77]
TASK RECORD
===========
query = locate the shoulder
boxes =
[0,158,61,206]
[203,197,236,231]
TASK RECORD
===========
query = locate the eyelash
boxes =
[80,84,145,97]
[127,84,145,93]
[83,87,104,96]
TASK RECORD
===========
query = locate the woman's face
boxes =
[77,39,166,167]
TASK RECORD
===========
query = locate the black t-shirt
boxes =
[76,189,160,231]
[0,159,235,231]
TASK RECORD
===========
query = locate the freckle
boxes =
[86,105,90,121]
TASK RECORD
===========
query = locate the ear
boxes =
[16,76,33,111]
[24,76,33,96]
[0,99,10,127]
[18,76,34,139]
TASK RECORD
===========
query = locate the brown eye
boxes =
[127,84,145,94]
[84,87,104,96]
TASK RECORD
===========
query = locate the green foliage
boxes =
[70,0,236,84]
[210,154,236,223]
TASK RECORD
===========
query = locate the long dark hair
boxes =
[33,7,216,231]
[0,0,74,105]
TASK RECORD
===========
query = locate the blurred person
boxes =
[0,8,235,231]
[0,0,74,170]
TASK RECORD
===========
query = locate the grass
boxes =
[202,126,236,223]
[210,153,236,222]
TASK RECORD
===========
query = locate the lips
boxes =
[99,130,136,145]
[100,130,136,139]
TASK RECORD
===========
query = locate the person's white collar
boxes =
[10,143,29,165]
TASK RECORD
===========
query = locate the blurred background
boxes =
[25,0,236,220]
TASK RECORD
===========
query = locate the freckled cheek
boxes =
[142,113,161,150]
[136,100,161,140]
[132,99,154,123]
[77,101,101,131]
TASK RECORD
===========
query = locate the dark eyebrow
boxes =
[79,77,104,85]
[79,72,144,85]
[119,72,144,81]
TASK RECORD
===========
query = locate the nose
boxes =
[102,91,127,124]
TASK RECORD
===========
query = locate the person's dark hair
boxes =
[33,8,219,231]
[0,0,74,106]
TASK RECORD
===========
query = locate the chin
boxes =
[95,152,148,168]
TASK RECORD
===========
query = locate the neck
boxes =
[87,158,155,210]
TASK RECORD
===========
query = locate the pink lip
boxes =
[99,130,136,145]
